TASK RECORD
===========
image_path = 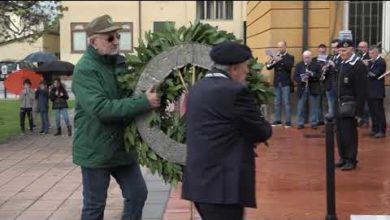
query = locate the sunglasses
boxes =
[103,33,121,43]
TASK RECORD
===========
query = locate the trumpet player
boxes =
[294,50,321,129]
[367,46,387,138]
[322,39,342,119]
[266,40,295,128]
[312,44,330,126]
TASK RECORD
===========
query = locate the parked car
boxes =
[0,60,35,81]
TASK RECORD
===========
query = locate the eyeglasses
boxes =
[103,33,121,43]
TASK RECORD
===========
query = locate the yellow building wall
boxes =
[247,1,344,83]
[42,34,60,57]
[60,1,246,64]
[0,38,43,61]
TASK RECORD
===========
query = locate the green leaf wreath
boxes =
[117,22,273,185]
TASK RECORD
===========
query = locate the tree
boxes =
[0,1,67,44]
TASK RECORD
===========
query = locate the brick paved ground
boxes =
[0,113,171,220]
[163,125,390,220]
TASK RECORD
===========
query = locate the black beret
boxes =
[210,41,252,65]
[338,39,354,48]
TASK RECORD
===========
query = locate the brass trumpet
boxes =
[266,50,282,67]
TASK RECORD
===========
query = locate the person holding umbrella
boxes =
[19,79,35,135]
[50,78,72,136]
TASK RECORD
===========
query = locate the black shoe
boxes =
[374,132,386,138]
[335,160,345,168]
[39,130,45,134]
[341,162,356,171]
[54,127,62,136]
[67,126,72,137]
[272,121,282,127]
[284,121,292,128]
[297,125,304,129]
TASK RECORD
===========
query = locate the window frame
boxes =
[70,22,88,54]
[196,1,234,21]
[70,22,134,54]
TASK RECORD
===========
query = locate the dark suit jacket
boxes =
[266,53,295,87]
[294,61,321,97]
[182,70,272,208]
[368,57,386,98]
[336,54,368,117]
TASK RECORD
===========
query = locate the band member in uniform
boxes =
[335,39,368,171]
[312,44,329,126]
[182,41,272,220]
[367,45,387,138]
[324,39,342,119]
[266,41,295,128]
[358,41,370,127]
[295,50,322,129]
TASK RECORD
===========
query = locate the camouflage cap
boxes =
[86,15,122,37]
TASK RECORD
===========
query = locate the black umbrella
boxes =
[34,61,74,76]
[24,51,58,63]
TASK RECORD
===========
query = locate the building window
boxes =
[117,23,134,52]
[196,1,233,20]
[71,23,88,53]
[70,22,133,53]
[154,21,175,32]
[348,1,383,47]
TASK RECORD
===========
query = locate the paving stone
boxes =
[16,210,53,220]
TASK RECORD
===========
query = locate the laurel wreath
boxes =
[117,22,273,185]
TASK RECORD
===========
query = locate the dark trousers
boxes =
[20,108,33,132]
[81,163,147,220]
[367,98,387,134]
[40,111,49,133]
[336,117,358,164]
[194,203,243,220]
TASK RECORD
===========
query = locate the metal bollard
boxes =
[325,117,338,220]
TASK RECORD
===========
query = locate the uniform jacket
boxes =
[182,69,272,208]
[336,54,368,117]
[367,56,386,98]
[72,46,151,168]
[49,86,69,109]
[19,88,35,109]
[266,53,295,87]
[294,61,322,97]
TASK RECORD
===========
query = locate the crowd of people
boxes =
[19,78,72,136]
[266,39,387,171]
[266,39,387,138]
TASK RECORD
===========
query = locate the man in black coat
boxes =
[335,39,368,171]
[294,50,322,129]
[367,46,387,138]
[182,41,272,220]
[358,41,371,127]
[266,41,295,128]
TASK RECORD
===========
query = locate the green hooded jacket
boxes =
[72,46,150,168]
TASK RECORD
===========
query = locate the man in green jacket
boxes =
[72,15,160,220]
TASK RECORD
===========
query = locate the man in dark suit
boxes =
[266,41,295,128]
[367,45,387,138]
[358,41,371,127]
[312,44,329,126]
[294,50,322,129]
[182,41,272,220]
[335,39,368,171]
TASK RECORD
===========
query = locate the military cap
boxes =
[338,39,354,48]
[86,15,122,37]
[210,41,252,65]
